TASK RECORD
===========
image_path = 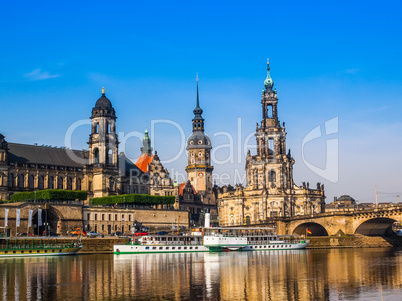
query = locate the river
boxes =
[1,248,401,300]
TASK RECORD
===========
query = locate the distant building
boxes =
[217,63,326,226]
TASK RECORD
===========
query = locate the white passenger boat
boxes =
[203,227,309,252]
[113,233,209,254]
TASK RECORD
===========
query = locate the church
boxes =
[216,62,326,226]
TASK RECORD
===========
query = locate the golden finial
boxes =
[196,73,198,82]
[102,87,105,94]
[267,58,270,65]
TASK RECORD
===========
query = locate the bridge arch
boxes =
[354,218,397,236]
[292,222,329,236]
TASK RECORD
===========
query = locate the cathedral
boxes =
[216,62,326,226]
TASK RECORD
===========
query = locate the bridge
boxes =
[274,205,402,236]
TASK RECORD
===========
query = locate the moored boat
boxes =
[113,233,209,254]
[0,238,82,257]
[203,227,309,252]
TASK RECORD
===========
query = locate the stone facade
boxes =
[0,88,148,202]
[83,207,189,235]
[217,63,325,226]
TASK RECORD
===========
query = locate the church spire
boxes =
[264,59,274,91]
[192,75,204,132]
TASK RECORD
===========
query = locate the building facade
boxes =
[217,62,326,226]
[0,88,148,202]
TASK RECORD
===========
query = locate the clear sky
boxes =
[1,0,402,203]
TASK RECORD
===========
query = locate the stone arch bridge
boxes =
[275,205,402,236]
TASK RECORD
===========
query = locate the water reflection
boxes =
[1,248,401,300]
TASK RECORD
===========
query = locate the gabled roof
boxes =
[178,182,197,196]
[135,153,153,173]
[119,153,145,177]
[7,143,88,168]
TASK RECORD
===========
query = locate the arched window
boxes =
[107,149,113,164]
[38,176,44,189]
[245,216,251,225]
[109,178,114,192]
[76,178,81,190]
[94,148,99,164]
[67,177,72,190]
[48,176,54,189]
[58,177,63,189]
[268,170,276,182]
[8,173,13,187]
[95,123,99,133]
[107,123,111,133]
[28,175,34,189]
[18,174,24,188]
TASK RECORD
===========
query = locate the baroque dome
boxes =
[187,132,212,150]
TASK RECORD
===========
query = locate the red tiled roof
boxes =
[135,153,154,173]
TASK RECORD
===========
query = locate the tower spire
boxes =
[196,73,200,108]
[264,59,274,91]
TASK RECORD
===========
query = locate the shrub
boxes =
[9,189,88,203]
[91,194,175,206]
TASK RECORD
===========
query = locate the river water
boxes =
[1,248,401,301]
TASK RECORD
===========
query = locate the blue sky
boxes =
[1,1,402,203]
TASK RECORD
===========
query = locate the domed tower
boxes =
[0,133,9,200]
[185,77,214,204]
[88,88,119,197]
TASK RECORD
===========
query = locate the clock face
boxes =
[198,172,203,178]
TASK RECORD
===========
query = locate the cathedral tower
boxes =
[185,77,214,204]
[88,88,119,197]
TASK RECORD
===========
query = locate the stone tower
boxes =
[185,77,214,204]
[141,129,153,156]
[88,88,119,197]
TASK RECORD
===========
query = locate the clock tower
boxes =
[185,77,214,204]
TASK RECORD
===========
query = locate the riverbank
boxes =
[307,235,402,249]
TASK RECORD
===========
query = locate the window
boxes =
[102,214,104,221]
[107,149,113,165]
[58,177,63,189]
[93,148,99,164]
[89,181,92,191]
[76,179,81,190]
[94,123,99,133]
[48,176,54,189]
[129,215,131,221]
[18,174,24,188]
[8,173,14,187]
[87,213,90,220]
[28,175,34,189]
[122,215,125,221]
[109,178,114,191]
[115,214,117,221]
[268,170,276,183]
[102,225,105,231]
[246,216,251,225]
[67,177,72,190]
[108,214,111,220]
[115,225,117,231]
[94,214,98,221]
[38,176,44,189]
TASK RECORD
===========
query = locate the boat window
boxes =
[159,247,163,250]
[172,247,175,250]
[184,247,187,250]
[21,251,24,254]
[166,247,169,250]
[190,247,193,250]
[145,247,149,250]
[29,250,32,253]
[178,247,181,250]
[52,250,55,253]
[13,251,16,254]
[195,247,198,249]
[37,250,40,253]
[5,251,8,254]
[152,247,156,250]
